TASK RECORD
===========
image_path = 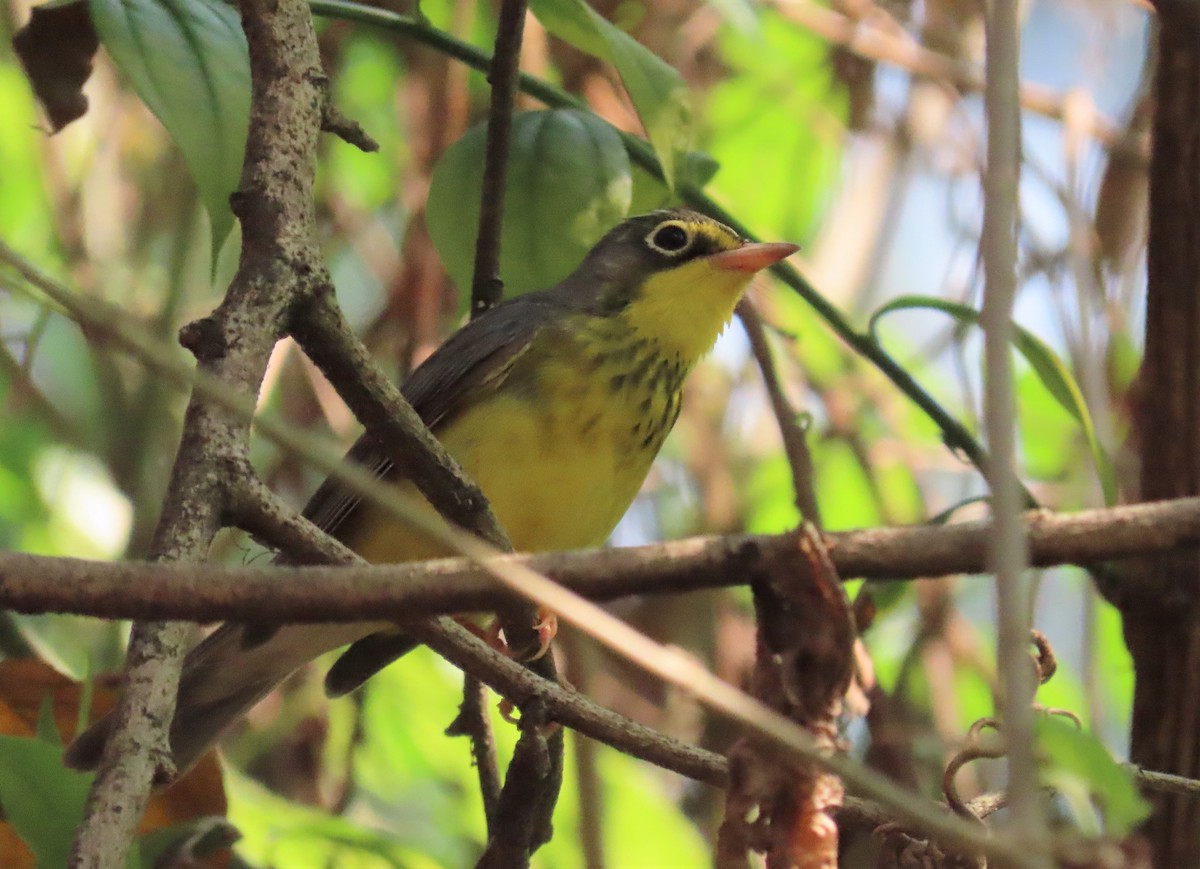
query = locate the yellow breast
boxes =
[350,320,684,563]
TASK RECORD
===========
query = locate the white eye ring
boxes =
[645,221,693,255]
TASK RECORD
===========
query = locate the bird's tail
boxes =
[64,621,377,774]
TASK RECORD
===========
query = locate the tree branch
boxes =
[64,0,332,862]
[470,0,528,316]
[446,675,503,833]
[982,0,1046,858]
[5,498,1200,624]
[737,301,822,527]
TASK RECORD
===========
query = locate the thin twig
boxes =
[1128,765,1200,798]
[470,0,528,316]
[474,704,556,868]
[0,341,84,446]
[737,301,822,527]
[446,675,503,833]
[464,5,564,853]
[573,731,606,869]
[981,0,1046,861]
[320,96,380,153]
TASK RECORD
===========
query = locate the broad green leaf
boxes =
[88,0,250,262]
[870,295,1116,505]
[1035,715,1150,837]
[528,0,690,187]
[426,109,632,300]
[1017,366,1077,483]
[0,736,94,869]
[682,150,720,188]
[629,162,674,213]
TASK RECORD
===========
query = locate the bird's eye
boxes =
[647,223,691,254]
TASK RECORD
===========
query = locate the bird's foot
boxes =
[530,608,558,660]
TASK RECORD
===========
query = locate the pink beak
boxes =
[710,241,800,273]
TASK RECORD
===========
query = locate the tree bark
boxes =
[1124,7,1200,865]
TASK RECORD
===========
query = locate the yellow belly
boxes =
[349,370,670,563]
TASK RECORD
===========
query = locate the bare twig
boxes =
[474,704,559,868]
[320,93,380,153]
[7,499,1200,624]
[446,675,503,832]
[463,5,564,853]
[470,0,528,315]
[0,341,84,446]
[738,301,822,527]
[573,731,606,869]
[982,0,1048,860]
[1128,765,1200,798]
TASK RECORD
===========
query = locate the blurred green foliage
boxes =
[0,0,1147,862]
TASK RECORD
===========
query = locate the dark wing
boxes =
[300,292,569,542]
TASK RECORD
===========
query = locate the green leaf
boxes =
[681,150,720,188]
[814,437,883,531]
[870,295,1116,505]
[426,109,632,300]
[88,0,250,263]
[0,736,93,868]
[227,771,441,868]
[527,0,690,187]
[1035,715,1150,837]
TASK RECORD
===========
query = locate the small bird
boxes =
[66,208,797,773]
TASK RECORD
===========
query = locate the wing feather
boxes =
[301,292,569,542]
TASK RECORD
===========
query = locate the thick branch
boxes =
[66,0,329,863]
[6,498,1200,623]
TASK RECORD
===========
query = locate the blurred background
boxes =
[0,0,1151,864]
